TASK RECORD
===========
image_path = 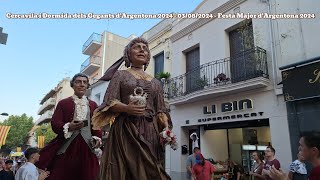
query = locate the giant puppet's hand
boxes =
[68,121,84,131]
[125,101,146,116]
[91,136,102,149]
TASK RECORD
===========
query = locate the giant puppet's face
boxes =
[72,76,89,97]
[129,42,149,67]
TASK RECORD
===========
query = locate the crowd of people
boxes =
[185,131,320,180]
[0,148,49,180]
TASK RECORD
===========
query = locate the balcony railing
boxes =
[35,110,54,125]
[80,55,101,74]
[82,33,102,51]
[164,47,268,99]
[82,33,102,55]
[40,89,56,105]
[38,98,56,115]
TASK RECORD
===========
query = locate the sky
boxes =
[0,0,203,122]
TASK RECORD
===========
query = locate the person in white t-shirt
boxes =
[15,148,50,180]
[288,153,308,180]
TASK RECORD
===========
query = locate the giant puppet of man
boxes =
[36,73,102,180]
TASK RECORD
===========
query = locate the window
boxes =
[229,20,254,54]
[154,52,164,77]
[229,20,255,82]
[185,47,200,93]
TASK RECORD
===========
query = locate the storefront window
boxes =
[228,127,271,173]
[200,124,271,174]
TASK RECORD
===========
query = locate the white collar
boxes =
[72,94,87,100]
[72,95,88,104]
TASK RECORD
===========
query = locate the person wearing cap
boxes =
[15,148,49,180]
[191,153,215,180]
[0,159,14,180]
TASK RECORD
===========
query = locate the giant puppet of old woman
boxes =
[92,37,174,180]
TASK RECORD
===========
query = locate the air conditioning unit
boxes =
[165,51,170,59]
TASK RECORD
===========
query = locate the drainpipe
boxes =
[263,0,278,91]
[297,0,307,59]
[101,32,107,77]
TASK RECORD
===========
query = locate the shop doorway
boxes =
[201,119,271,174]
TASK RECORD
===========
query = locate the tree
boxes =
[0,114,34,150]
[35,123,57,145]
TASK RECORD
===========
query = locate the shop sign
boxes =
[282,61,320,101]
[203,99,253,114]
[193,98,264,124]
[197,112,264,123]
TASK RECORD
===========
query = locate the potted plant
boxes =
[155,72,171,80]
[195,77,208,88]
[214,73,230,84]
[254,70,264,77]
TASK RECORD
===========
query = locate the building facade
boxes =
[26,78,74,148]
[142,19,174,79]
[81,31,133,104]
[161,0,319,178]
[275,0,320,162]
[36,78,73,125]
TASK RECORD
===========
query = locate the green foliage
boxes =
[196,77,208,87]
[1,114,34,150]
[236,20,264,73]
[237,20,255,50]
[155,72,171,80]
[35,123,57,144]
[169,81,178,97]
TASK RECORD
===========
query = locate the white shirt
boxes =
[72,95,89,122]
[15,162,39,180]
[289,159,307,174]
[63,95,89,139]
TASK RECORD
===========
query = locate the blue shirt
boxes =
[186,154,196,180]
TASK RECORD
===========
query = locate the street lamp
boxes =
[0,27,8,45]
[0,113,9,116]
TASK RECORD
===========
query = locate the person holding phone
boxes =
[35,73,102,180]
